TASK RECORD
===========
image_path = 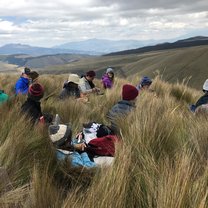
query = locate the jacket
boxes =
[78,76,95,94]
[15,77,29,94]
[59,82,80,99]
[107,100,135,133]
[101,74,113,89]
[21,98,42,124]
[195,92,208,109]
[0,90,9,104]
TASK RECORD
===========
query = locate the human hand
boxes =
[74,143,86,151]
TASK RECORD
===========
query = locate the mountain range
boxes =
[0,38,163,56]
[0,44,94,56]
[53,38,159,54]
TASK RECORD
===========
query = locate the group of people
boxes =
[1,66,208,168]
[59,67,114,101]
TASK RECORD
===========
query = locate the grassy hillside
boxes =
[106,36,208,56]
[0,45,208,89]
[41,45,208,90]
[0,61,18,72]
[0,74,207,207]
[3,54,91,69]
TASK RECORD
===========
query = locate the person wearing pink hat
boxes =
[107,84,139,133]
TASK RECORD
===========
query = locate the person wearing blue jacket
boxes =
[15,67,31,94]
[49,124,96,168]
[190,79,208,112]
[136,76,152,92]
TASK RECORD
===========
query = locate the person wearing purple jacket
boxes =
[101,67,114,89]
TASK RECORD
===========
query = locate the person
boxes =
[15,67,31,94]
[101,67,114,89]
[136,76,152,92]
[78,70,100,95]
[107,84,139,133]
[59,74,80,99]
[48,124,96,168]
[190,79,208,112]
[0,90,9,105]
[29,71,39,84]
[21,83,44,124]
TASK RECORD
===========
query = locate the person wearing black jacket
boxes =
[59,74,80,99]
[21,83,44,124]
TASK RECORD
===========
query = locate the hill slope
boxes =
[106,36,208,56]
[42,45,208,90]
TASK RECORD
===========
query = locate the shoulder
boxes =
[79,77,86,84]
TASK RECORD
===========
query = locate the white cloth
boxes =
[94,157,114,166]
[203,79,208,91]
[83,131,97,143]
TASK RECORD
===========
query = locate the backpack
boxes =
[87,135,119,156]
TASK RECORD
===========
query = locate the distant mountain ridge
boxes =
[1,36,206,57]
[0,43,98,56]
[106,36,208,56]
[53,38,158,54]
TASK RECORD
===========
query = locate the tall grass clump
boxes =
[0,74,207,207]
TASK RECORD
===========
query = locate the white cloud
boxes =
[0,0,207,46]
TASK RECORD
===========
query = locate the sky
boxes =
[0,0,208,47]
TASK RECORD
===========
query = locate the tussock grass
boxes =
[0,74,207,207]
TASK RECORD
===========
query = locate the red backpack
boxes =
[87,135,120,156]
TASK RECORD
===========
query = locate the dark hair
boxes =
[86,70,96,77]
[108,72,114,81]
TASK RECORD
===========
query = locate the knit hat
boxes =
[139,76,152,87]
[22,67,31,75]
[29,71,39,81]
[86,70,96,77]
[28,83,44,101]
[122,84,139,101]
[68,74,80,84]
[106,67,114,74]
[203,79,208,91]
[49,124,72,147]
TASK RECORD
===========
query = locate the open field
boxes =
[40,45,208,90]
[0,74,207,207]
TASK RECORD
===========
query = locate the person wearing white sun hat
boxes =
[59,74,81,99]
[190,79,208,112]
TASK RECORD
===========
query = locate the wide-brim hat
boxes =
[203,79,208,91]
[68,74,80,84]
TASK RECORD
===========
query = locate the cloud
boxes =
[0,0,207,47]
